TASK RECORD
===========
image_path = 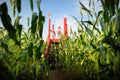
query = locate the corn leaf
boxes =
[36,0,41,12]
[0,3,14,32]
[14,16,21,27]
[10,0,16,16]
[81,21,93,26]
[14,16,22,41]
[85,26,93,37]
[82,22,93,37]
[16,0,21,13]
[79,1,93,17]
[29,0,33,12]
[94,11,102,27]
[1,42,12,54]
[0,3,20,45]
[99,18,106,35]
[31,13,38,35]
[35,40,43,59]
[0,2,8,14]
[110,16,115,35]
[90,43,97,49]
[115,0,119,9]
[115,13,120,33]
[16,24,22,40]
[27,17,30,27]
[72,16,83,30]
[28,42,33,57]
[38,11,45,38]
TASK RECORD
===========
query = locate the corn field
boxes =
[0,0,120,80]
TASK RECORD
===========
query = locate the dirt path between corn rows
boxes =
[48,70,75,80]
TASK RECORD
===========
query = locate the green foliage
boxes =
[10,0,21,16]
[31,12,38,35]
[57,0,120,80]
[16,0,21,13]
[0,0,49,79]
[0,2,20,45]
[29,0,33,12]
[28,42,33,57]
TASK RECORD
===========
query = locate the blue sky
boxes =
[0,0,103,40]
[41,0,80,39]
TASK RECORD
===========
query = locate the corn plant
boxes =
[57,0,120,80]
[0,0,49,80]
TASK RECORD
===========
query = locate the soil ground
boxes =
[48,70,74,80]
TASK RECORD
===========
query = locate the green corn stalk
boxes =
[0,0,47,79]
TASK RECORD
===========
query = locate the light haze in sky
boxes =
[0,0,104,40]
